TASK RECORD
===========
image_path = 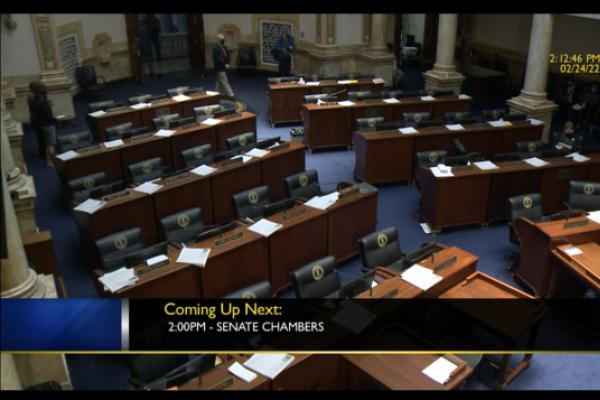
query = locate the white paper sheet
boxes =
[176,247,211,268]
[171,94,191,102]
[133,181,163,194]
[267,142,281,149]
[130,103,151,110]
[245,148,270,158]
[487,120,512,127]
[304,192,339,210]
[74,198,105,214]
[474,160,499,170]
[458,94,472,100]
[231,155,252,163]
[422,357,459,385]
[146,254,169,266]
[420,95,435,101]
[523,157,549,167]
[401,264,443,291]
[337,80,353,85]
[445,124,465,131]
[228,361,257,383]
[372,78,385,84]
[98,267,138,293]
[383,97,400,104]
[56,150,80,161]
[154,129,175,137]
[243,354,295,380]
[420,222,432,234]
[564,247,583,256]
[88,110,106,117]
[430,166,454,177]
[587,210,600,224]
[190,164,217,176]
[371,281,379,288]
[338,100,355,107]
[201,118,222,126]
[528,118,544,126]
[103,139,125,148]
[399,127,419,135]
[305,81,320,86]
[568,153,591,163]
[206,90,220,96]
[248,219,283,238]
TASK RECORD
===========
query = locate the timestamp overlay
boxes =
[550,53,600,74]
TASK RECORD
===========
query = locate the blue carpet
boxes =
[20,67,599,390]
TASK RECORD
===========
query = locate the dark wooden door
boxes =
[421,14,439,71]
[188,14,206,72]
[125,14,142,79]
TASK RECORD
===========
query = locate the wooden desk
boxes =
[213,112,257,151]
[326,183,378,262]
[22,231,60,276]
[259,141,306,201]
[550,242,600,296]
[179,355,270,390]
[266,204,328,293]
[354,121,543,184]
[302,95,472,151]
[418,154,600,232]
[118,135,173,179]
[168,122,215,171]
[271,354,345,390]
[54,145,123,183]
[515,215,600,296]
[267,79,385,126]
[88,92,219,141]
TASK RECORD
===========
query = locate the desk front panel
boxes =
[303,106,353,150]
[152,176,215,225]
[260,144,306,201]
[353,132,414,184]
[55,150,123,182]
[93,112,143,142]
[210,162,263,223]
[214,114,257,151]
[119,138,174,181]
[169,126,215,171]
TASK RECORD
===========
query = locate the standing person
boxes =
[27,81,57,167]
[137,14,155,81]
[276,27,295,76]
[144,14,161,61]
[212,33,234,97]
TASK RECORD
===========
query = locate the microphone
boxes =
[329,89,347,98]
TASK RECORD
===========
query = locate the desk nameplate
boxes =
[214,231,244,247]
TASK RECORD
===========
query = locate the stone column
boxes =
[422,14,465,94]
[507,14,558,143]
[0,354,22,390]
[367,14,395,86]
[369,14,388,52]
[30,14,75,120]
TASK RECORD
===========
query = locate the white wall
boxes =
[336,14,362,45]
[1,14,41,77]
[203,14,252,36]
[299,14,316,42]
[53,14,127,48]
[552,14,600,56]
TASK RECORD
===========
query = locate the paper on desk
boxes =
[172,94,191,102]
[304,192,339,210]
[422,357,459,385]
[487,120,512,127]
[564,247,583,256]
[420,222,432,234]
[337,80,353,85]
[130,102,151,110]
[523,157,549,167]
[248,218,283,238]
[587,210,600,224]
[372,78,385,84]
[245,148,270,158]
[56,114,66,119]
[206,90,220,96]
[228,361,257,383]
[98,267,138,293]
[420,95,435,101]
[89,110,106,117]
[297,78,306,85]
[146,254,169,266]
[305,81,320,86]
[564,152,590,163]
[74,198,105,214]
[243,354,295,380]
[528,118,544,126]
[177,247,211,268]
[267,142,281,149]
[371,280,379,288]
[401,264,443,291]
[338,100,355,107]
[103,139,125,149]
[445,124,465,131]
[383,97,400,104]
[190,164,217,176]
[458,94,472,100]
[201,118,222,126]
[474,160,499,170]
[231,155,252,163]
[56,150,80,161]
[133,181,163,194]
[154,129,175,137]
[430,166,454,177]
[399,127,419,135]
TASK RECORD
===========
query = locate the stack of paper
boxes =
[445,124,465,131]
[98,267,138,293]
[305,81,320,86]
[587,210,600,224]
[248,219,283,238]
[130,103,151,110]
[231,155,252,163]
[89,110,106,117]
[383,98,400,104]
[146,254,169,266]
[228,362,257,383]
[401,264,443,291]
[104,139,125,149]
[74,198,105,214]
[422,357,459,385]
[420,95,435,101]
[243,354,295,380]
[191,164,217,176]
[304,192,339,210]
[564,247,583,256]
[523,157,549,167]
[176,247,211,267]
[133,181,163,194]
[172,94,191,102]
[399,127,419,135]
[458,94,472,100]
[245,148,270,158]
[474,160,499,170]
[201,118,222,126]
[430,166,454,177]
[206,90,220,96]
[372,78,385,84]
[56,150,80,161]
[487,120,512,127]
[154,129,175,137]
[338,100,355,107]
[527,118,544,126]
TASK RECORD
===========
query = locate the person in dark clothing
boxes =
[144,14,161,61]
[27,81,57,166]
[555,120,581,153]
[138,14,155,80]
[276,27,295,76]
[212,33,234,96]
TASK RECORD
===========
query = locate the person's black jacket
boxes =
[212,42,230,72]
[28,96,57,127]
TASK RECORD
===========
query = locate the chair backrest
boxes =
[238,47,256,66]
[445,111,472,123]
[152,113,180,130]
[444,154,470,166]
[129,355,190,386]
[75,65,97,87]
[358,226,404,271]
[493,152,523,162]
[403,112,432,123]
[193,104,223,121]
[285,169,321,199]
[56,131,93,153]
[232,185,271,219]
[74,180,125,204]
[226,132,256,150]
[508,193,544,223]
[568,181,600,211]
[304,94,331,104]
[291,256,341,298]
[128,157,164,184]
[128,94,152,105]
[181,144,214,168]
[223,281,272,299]
[166,86,190,97]
[516,140,544,154]
[159,207,205,244]
[453,138,467,155]
[88,100,115,113]
[356,116,385,131]
[416,150,447,167]
[348,90,373,101]
[105,122,134,141]
[481,108,507,120]
[68,172,106,197]
[95,227,145,271]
